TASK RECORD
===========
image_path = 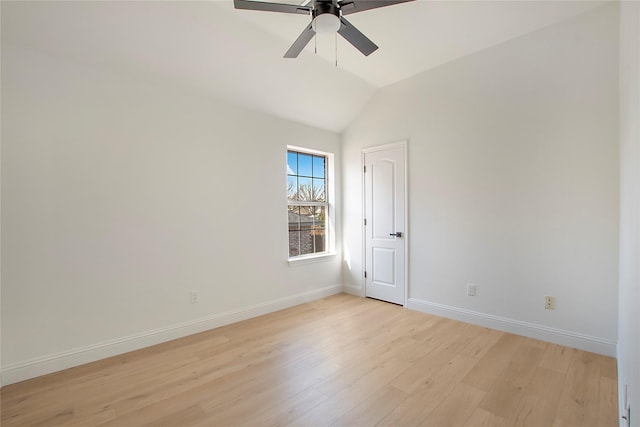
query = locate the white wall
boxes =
[618,2,640,425]
[342,4,619,355]
[0,45,342,384]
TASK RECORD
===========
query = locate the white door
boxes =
[364,143,406,305]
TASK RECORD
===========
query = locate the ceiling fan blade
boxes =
[284,23,316,58]
[234,0,312,15]
[338,17,378,56]
[339,0,414,15]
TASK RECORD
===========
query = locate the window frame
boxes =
[286,146,335,265]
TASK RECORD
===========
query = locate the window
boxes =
[287,147,332,259]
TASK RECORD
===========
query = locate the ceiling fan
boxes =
[234,0,415,58]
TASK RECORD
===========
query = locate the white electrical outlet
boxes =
[467,283,476,297]
[190,290,199,304]
[544,295,556,310]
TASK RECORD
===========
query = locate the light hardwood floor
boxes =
[1,294,618,426]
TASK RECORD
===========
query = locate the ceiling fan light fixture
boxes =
[312,13,340,34]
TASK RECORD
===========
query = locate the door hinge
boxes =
[364,218,367,226]
[364,271,367,278]
[363,165,367,173]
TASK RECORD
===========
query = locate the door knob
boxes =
[389,232,402,237]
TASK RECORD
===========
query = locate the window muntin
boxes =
[287,149,329,258]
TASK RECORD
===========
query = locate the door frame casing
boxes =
[361,140,409,307]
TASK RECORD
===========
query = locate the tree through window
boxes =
[287,149,328,258]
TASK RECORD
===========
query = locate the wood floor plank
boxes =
[329,384,409,427]
[596,354,618,381]
[539,343,574,374]
[198,358,343,424]
[552,351,602,427]
[389,340,472,395]
[141,404,206,427]
[508,366,566,427]
[0,294,618,427]
[597,376,619,426]
[240,386,329,427]
[463,408,509,427]
[378,354,480,426]
[461,333,523,391]
[478,344,546,419]
[285,357,413,426]
[420,382,486,427]
[455,328,503,360]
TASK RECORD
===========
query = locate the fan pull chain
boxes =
[315,34,317,55]
[335,31,338,67]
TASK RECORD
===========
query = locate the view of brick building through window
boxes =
[287,150,327,257]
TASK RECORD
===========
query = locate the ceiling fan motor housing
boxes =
[313,0,340,17]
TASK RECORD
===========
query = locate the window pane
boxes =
[313,156,325,179]
[287,151,297,176]
[288,206,301,257]
[288,205,301,230]
[312,206,326,253]
[312,178,326,202]
[287,176,298,201]
[298,206,315,256]
[298,177,312,201]
[291,205,326,256]
[289,231,300,257]
[298,153,313,177]
[299,204,313,217]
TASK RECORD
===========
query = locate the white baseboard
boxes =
[1,285,343,386]
[342,284,363,297]
[407,298,616,357]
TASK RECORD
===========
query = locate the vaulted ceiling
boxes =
[2,1,607,132]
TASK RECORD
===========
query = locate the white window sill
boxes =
[288,252,336,267]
